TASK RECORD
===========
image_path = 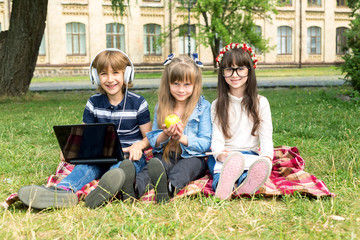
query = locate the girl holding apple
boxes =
[135,54,212,203]
[208,43,273,200]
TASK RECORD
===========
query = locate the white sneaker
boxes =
[235,157,272,196]
[215,152,245,200]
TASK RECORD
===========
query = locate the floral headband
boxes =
[163,53,203,68]
[215,43,258,69]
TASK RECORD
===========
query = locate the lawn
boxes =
[0,87,359,239]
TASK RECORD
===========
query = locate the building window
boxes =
[277,26,292,54]
[308,0,321,6]
[66,22,86,55]
[0,23,2,32]
[143,24,161,55]
[336,27,348,55]
[278,0,292,6]
[179,24,196,55]
[336,0,347,6]
[106,23,125,51]
[307,26,321,54]
[39,35,46,56]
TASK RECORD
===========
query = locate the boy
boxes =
[18,49,151,209]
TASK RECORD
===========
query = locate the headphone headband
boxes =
[89,48,134,85]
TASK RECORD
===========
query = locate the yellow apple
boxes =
[164,114,180,128]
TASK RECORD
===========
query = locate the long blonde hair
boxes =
[157,56,202,162]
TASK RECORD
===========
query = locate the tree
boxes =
[341,0,360,92]
[112,0,277,68]
[0,0,48,97]
[192,0,277,67]
[0,0,129,97]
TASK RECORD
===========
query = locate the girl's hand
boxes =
[162,123,177,138]
[217,149,232,162]
[123,142,143,161]
[171,122,184,141]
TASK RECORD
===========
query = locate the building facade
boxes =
[0,0,353,77]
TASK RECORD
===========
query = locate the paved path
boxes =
[29,75,346,91]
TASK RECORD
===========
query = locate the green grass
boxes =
[0,87,359,239]
[31,66,344,83]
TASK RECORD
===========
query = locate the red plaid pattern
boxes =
[2,146,334,208]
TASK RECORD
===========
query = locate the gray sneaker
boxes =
[85,168,125,209]
[18,185,78,210]
[118,160,136,201]
[148,158,169,203]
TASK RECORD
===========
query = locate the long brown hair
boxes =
[92,50,134,94]
[157,56,202,161]
[215,48,260,138]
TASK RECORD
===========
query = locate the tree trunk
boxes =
[0,0,48,96]
[211,37,220,69]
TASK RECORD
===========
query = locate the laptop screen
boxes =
[53,123,124,164]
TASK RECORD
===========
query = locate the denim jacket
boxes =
[146,95,212,158]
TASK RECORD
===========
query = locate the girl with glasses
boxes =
[208,43,273,200]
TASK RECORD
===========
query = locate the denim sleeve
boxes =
[181,99,212,155]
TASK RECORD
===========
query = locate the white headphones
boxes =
[89,48,134,85]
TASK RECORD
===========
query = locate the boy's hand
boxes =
[60,151,65,162]
[123,142,143,161]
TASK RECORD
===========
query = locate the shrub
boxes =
[341,49,360,92]
[341,1,360,93]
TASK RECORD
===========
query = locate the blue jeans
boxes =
[57,155,146,192]
[207,151,259,192]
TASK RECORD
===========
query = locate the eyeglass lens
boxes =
[222,67,249,77]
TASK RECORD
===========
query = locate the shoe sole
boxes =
[148,158,169,203]
[215,152,245,200]
[119,160,136,200]
[85,168,125,209]
[18,185,78,210]
[235,158,271,195]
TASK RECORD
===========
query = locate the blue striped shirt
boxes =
[83,92,151,148]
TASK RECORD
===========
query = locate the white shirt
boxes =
[211,94,273,172]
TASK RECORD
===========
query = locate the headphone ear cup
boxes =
[92,68,100,85]
[124,66,132,84]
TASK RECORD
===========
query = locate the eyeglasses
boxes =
[221,67,250,78]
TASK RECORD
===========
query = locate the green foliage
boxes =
[341,1,360,92]
[347,0,360,12]
[341,49,360,92]
[345,14,360,51]
[109,0,127,16]
[192,0,277,64]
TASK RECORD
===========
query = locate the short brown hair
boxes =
[92,50,133,94]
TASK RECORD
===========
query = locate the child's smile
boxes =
[224,64,248,97]
[99,65,124,103]
[170,80,194,103]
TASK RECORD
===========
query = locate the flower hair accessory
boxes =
[191,53,203,68]
[215,43,258,69]
[163,53,174,66]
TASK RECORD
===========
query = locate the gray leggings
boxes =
[135,152,207,197]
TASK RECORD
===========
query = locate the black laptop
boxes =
[53,123,124,164]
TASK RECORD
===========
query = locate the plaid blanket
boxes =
[2,146,334,209]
